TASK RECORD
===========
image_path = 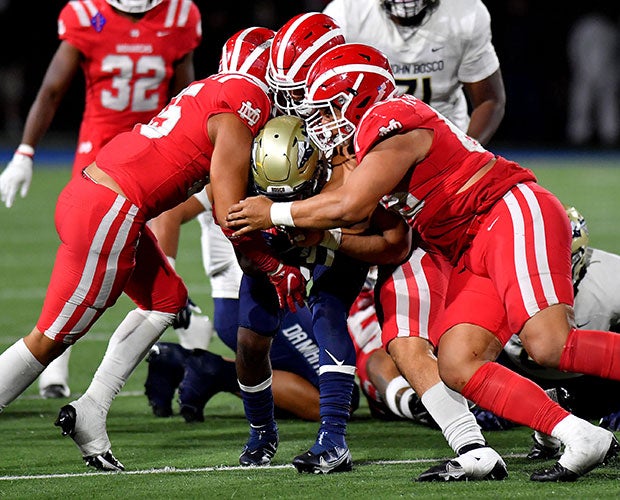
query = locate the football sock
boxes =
[461,361,569,435]
[81,309,174,414]
[384,375,415,419]
[0,338,45,411]
[559,328,620,379]
[38,345,72,393]
[311,371,355,453]
[421,381,485,454]
[238,376,275,427]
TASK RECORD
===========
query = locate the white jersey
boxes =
[323,0,500,131]
[504,248,620,380]
[193,189,243,299]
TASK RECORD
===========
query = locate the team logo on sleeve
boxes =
[238,101,262,127]
[378,119,403,137]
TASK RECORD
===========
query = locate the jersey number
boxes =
[138,83,204,139]
[396,77,431,104]
[101,55,166,112]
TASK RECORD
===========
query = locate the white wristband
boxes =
[270,201,295,227]
[166,256,176,270]
[16,144,35,157]
[320,228,342,250]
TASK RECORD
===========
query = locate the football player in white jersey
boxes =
[322,0,505,145]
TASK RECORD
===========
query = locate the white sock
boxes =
[421,382,485,454]
[81,309,174,413]
[39,345,72,393]
[0,339,45,411]
[384,375,411,419]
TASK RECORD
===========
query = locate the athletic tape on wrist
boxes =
[321,228,342,250]
[270,201,295,227]
[16,144,35,157]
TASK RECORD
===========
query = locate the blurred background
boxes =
[0,0,619,151]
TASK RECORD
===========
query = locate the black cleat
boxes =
[179,404,205,423]
[239,423,279,466]
[530,462,579,482]
[55,404,77,437]
[292,446,353,474]
[531,436,619,482]
[83,450,125,472]
[527,434,561,460]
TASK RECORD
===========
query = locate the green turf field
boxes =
[0,157,619,498]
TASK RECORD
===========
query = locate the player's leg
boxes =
[446,185,618,481]
[377,249,507,482]
[236,273,281,466]
[38,346,72,399]
[57,225,187,470]
[0,176,131,412]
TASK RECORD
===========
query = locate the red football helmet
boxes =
[219,27,275,89]
[267,13,345,116]
[304,43,397,151]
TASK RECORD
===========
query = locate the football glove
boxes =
[0,148,34,208]
[172,297,202,330]
[267,262,306,312]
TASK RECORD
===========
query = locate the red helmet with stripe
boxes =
[267,13,345,116]
[219,27,275,90]
[304,43,397,151]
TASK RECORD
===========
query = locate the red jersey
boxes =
[96,73,272,219]
[355,95,537,262]
[58,0,201,167]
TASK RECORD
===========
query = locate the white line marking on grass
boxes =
[0,455,529,481]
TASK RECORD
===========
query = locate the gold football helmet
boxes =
[251,115,328,200]
[565,205,590,284]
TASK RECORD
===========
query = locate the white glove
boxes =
[0,145,34,208]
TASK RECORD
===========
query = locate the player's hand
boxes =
[0,152,33,208]
[226,195,274,237]
[266,262,306,312]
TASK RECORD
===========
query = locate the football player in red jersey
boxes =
[0,27,306,472]
[0,0,202,400]
[227,42,620,482]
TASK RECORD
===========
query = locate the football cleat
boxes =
[527,432,562,460]
[55,404,125,472]
[292,446,353,474]
[40,384,70,399]
[417,446,508,482]
[239,423,279,466]
[531,434,619,482]
[83,451,125,472]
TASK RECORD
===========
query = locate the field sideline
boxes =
[0,155,619,498]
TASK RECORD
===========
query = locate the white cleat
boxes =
[417,446,508,482]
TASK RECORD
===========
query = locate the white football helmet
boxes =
[106,0,163,14]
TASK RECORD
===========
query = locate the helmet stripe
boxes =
[288,28,344,81]
[308,63,395,97]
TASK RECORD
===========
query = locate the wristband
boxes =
[166,256,176,270]
[16,144,35,158]
[270,201,295,227]
[320,228,342,250]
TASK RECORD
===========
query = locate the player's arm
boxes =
[169,51,196,97]
[0,41,80,207]
[149,194,206,260]
[210,112,306,311]
[462,68,505,145]
[337,206,412,265]
[227,129,432,234]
